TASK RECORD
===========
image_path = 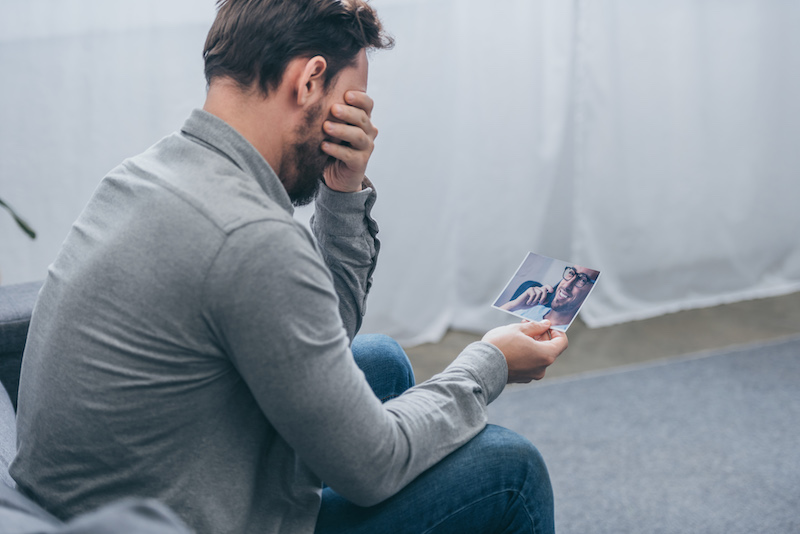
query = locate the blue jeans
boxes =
[315,334,555,534]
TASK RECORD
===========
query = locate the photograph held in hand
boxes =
[493,252,601,332]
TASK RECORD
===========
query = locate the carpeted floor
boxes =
[488,335,800,534]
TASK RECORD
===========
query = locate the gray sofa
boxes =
[0,282,193,533]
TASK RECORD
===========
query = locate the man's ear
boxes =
[295,56,328,107]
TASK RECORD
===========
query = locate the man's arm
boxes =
[310,90,380,340]
[500,285,555,311]
[203,222,496,506]
[203,222,566,507]
[310,183,378,341]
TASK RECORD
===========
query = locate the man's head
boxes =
[549,266,599,315]
[204,0,392,97]
[203,0,392,205]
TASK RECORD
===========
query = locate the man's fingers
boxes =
[546,329,569,353]
[527,288,544,305]
[321,141,359,168]
[331,102,376,136]
[521,322,569,354]
[320,92,378,192]
[484,322,569,384]
[528,331,568,374]
[344,90,374,116]
[519,320,551,337]
[524,286,553,306]
[323,121,373,151]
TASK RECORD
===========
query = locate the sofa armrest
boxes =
[0,484,194,533]
[0,281,43,412]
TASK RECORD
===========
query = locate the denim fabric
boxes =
[350,334,416,401]
[318,335,555,534]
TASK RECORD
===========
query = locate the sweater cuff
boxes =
[314,182,376,237]
[449,341,508,405]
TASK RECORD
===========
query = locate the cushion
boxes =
[0,483,193,533]
[0,281,43,411]
[0,381,16,488]
[0,483,60,531]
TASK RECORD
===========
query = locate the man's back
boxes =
[12,111,332,533]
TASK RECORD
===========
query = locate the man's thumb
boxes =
[520,319,551,336]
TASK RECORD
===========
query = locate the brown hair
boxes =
[203,0,393,95]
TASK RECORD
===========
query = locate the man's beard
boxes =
[281,105,334,207]
[550,291,581,314]
[285,141,331,207]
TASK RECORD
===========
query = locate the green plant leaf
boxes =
[0,197,37,239]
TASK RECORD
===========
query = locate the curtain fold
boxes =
[571,0,800,327]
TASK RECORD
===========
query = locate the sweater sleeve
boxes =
[203,219,508,507]
[309,182,379,341]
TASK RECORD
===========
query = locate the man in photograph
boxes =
[500,265,599,329]
[11,1,568,533]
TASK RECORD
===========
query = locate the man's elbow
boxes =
[329,469,407,508]
[337,483,396,508]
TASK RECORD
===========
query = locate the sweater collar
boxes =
[180,109,294,215]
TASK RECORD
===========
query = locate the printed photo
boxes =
[492,252,601,331]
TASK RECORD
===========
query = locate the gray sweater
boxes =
[11,109,508,534]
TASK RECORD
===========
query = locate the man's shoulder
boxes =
[110,131,294,236]
[519,304,551,322]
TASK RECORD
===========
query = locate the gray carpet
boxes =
[488,335,800,534]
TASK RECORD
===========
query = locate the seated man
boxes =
[11,1,568,533]
[500,266,599,330]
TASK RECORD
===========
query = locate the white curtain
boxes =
[360,0,800,342]
[0,0,215,286]
[570,0,800,327]
[2,0,799,346]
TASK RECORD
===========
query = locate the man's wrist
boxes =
[313,180,375,237]
[325,176,371,194]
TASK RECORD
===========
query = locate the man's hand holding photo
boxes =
[483,320,569,383]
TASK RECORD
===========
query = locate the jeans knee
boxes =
[354,334,402,356]
[482,425,551,493]
[476,426,553,532]
[352,334,416,400]
[355,334,413,378]
[500,426,546,469]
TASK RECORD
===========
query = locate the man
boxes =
[12,1,569,533]
[500,266,599,330]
